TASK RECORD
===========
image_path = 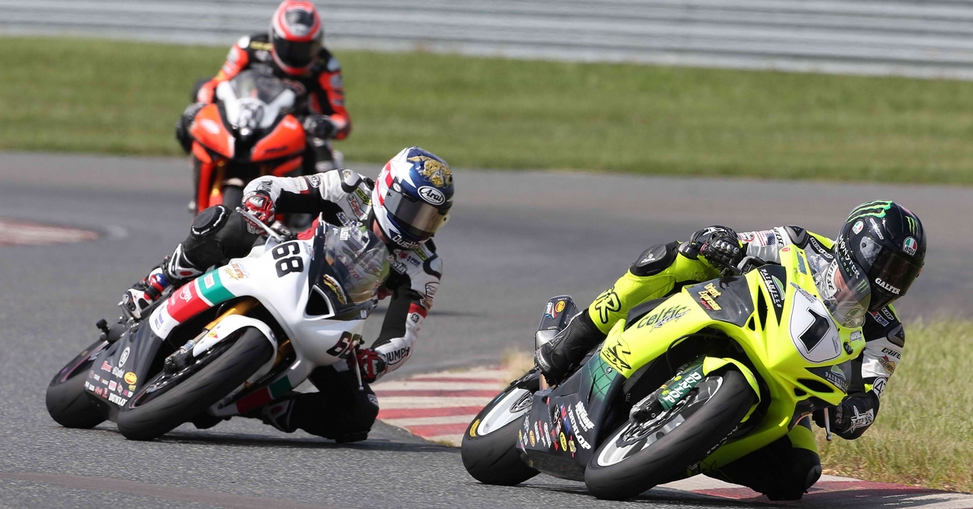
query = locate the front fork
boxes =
[629,355,761,423]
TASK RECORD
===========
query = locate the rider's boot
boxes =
[246,396,298,433]
[119,244,203,321]
[535,241,717,385]
[534,311,606,385]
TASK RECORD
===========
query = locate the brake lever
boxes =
[237,208,292,242]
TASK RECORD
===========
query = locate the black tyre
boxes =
[222,185,244,211]
[46,340,109,429]
[584,369,756,500]
[461,373,539,486]
[116,328,273,441]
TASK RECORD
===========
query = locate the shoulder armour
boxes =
[248,33,273,52]
[784,225,808,246]
[339,169,364,192]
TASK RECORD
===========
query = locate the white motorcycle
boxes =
[46,215,388,440]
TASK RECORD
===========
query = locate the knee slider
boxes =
[630,241,679,277]
[190,205,231,237]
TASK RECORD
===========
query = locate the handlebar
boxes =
[736,255,766,274]
[237,208,293,242]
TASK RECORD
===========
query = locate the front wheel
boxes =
[461,371,540,486]
[584,369,756,500]
[221,185,244,211]
[115,328,273,441]
[46,340,110,429]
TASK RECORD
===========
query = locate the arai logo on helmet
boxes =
[875,278,901,295]
[852,220,864,235]
[418,186,446,206]
[903,237,918,256]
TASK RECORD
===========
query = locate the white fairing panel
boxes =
[216,78,296,131]
[787,283,842,363]
[220,237,367,370]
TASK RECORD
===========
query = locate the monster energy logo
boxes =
[904,215,919,235]
[847,201,893,221]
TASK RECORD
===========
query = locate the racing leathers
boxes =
[134,169,440,441]
[535,225,903,500]
[187,33,351,173]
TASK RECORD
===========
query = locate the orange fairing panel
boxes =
[190,104,234,159]
[252,115,306,162]
[271,157,303,177]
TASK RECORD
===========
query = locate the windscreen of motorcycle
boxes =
[815,256,871,328]
[313,223,389,311]
[217,70,296,132]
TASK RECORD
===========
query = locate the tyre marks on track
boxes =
[0,218,99,246]
[374,368,509,445]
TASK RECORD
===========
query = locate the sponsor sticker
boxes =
[698,282,722,311]
[635,305,690,330]
[124,372,138,385]
[875,277,901,295]
[903,237,918,256]
[417,186,446,206]
[852,220,864,235]
[575,402,594,431]
[117,347,130,368]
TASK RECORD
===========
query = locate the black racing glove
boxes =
[303,114,338,140]
[699,235,745,271]
[175,102,206,153]
[812,395,877,439]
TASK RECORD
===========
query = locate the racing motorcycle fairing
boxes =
[75,220,388,425]
[518,245,866,479]
[189,70,307,212]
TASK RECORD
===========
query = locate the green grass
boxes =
[815,318,973,492]
[4,36,973,183]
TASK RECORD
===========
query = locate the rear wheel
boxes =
[584,369,755,500]
[116,328,273,441]
[461,372,539,486]
[46,340,109,429]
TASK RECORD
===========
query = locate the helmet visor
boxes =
[384,187,451,240]
[860,235,922,309]
[820,260,871,328]
[272,34,319,69]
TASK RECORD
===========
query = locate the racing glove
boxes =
[303,114,338,140]
[175,102,206,153]
[812,394,878,439]
[699,235,745,271]
[240,191,276,233]
[355,348,388,384]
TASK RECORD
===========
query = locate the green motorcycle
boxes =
[461,246,865,500]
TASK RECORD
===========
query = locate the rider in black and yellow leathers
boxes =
[535,201,925,500]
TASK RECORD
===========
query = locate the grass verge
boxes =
[500,319,973,492]
[816,318,973,492]
[4,36,973,183]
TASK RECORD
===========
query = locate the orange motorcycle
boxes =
[188,70,306,213]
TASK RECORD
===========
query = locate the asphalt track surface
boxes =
[1,152,971,509]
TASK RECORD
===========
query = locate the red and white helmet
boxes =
[269,0,323,75]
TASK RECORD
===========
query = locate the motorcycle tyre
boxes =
[116,328,273,441]
[46,340,110,429]
[461,374,539,486]
[222,185,244,212]
[584,369,755,500]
